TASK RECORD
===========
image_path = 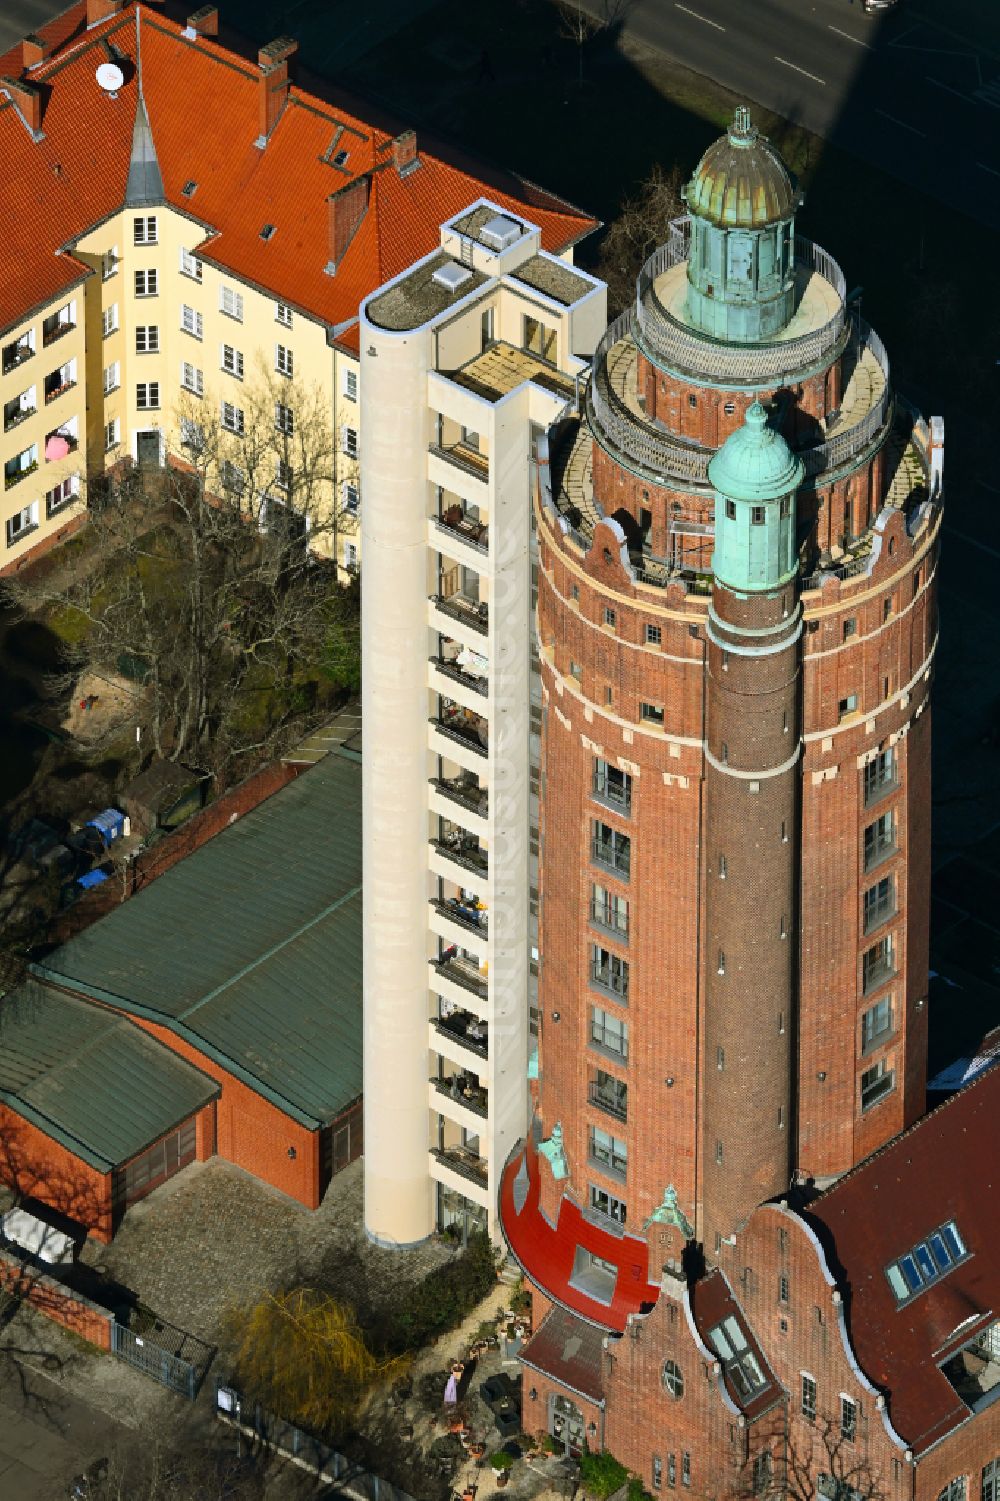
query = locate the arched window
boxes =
[662,1359,684,1398]
[937,1480,966,1501]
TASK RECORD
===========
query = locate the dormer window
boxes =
[885,1221,967,1305]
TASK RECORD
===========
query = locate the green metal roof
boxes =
[708,402,803,502]
[0,979,219,1173]
[33,749,363,1132]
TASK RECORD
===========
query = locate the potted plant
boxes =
[490,1452,514,1489]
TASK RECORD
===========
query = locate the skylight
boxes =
[885,1220,967,1305]
[333,149,349,167]
[260,224,277,242]
[707,1316,768,1401]
[182,180,197,197]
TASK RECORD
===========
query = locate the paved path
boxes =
[0,1363,130,1501]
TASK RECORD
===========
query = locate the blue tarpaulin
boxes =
[86,809,125,846]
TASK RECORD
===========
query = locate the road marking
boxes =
[828,25,871,50]
[874,108,926,137]
[978,162,1000,178]
[674,4,725,31]
[774,56,825,85]
[926,75,969,102]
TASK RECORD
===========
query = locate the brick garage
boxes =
[27,743,364,1219]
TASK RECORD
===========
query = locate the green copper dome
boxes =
[685,107,799,230]
[708,402,803,502]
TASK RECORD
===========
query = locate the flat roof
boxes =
[34,745,363,1131]
[0,980,219,1173]
[449,341,577,403]
[366,250,488,331]
[509,255,594,306]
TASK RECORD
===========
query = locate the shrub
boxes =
[490,1452,514,1472]
[379,1231,498,1352]
[579,1448,628,1499]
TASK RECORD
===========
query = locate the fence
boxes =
[111,1309,215,1400]
[215,1383,417,1501]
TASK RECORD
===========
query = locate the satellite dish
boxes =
[96,62,124,98]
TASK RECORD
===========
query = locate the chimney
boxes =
[187,5,219,36]
[22,34,51,68]
[86,0,125,24]
[325,175,370,275]
[256,36,297,146]
[392,128,418,177]
[3,77,43,138]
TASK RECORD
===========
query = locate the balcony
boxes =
[592,835,631,879]
[432,953,488,1000]
[430,775,488,820]
[431,895,487,937]
[593,765,632,815]
[44,377,77,406]
[436,503,488,555]
[42,319,75,348]
[4,459,37,491]
[430,441,489,483]
[4,402,35,434]
[432,1072,488,1119]
[431,831,489,879]
[588,1079,627,1123]
[431,1145,489,1189]
[433,1006,488,1059]
[431,592,488,636]
[432,653,488,698]
[3,343,34,375]
[433,701,488,756]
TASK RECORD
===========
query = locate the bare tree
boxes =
[72,1433,269,1500]
[556,0,633,90]
[597,162,687,316]
[2,362,360,784]
[741,1414,891,1501]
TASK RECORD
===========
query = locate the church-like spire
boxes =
[125,11,163,208]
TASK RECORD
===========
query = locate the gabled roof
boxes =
[33,745,363,1130]
[520,1306,606,1404]
[805,1063,1000,1454]
[0,978,218,1173]
[688,1269,783,1422]
[0,3,597,337]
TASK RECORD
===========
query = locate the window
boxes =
[591,1006,628,1061]
[840,1395,857,1441]
[662,1360,684,1398]
[220,459,245,496]
[571,584,580,602]
[862,935,894,993]
[937,1484,966,1501]
[523,315,556,363]
[715,1140,724,1164]
[180,247,203,281]
[344,541,358,572]
[860,1057,895,1112]
[641,702,665,726]
[779,496,790,518]
[801,1374,817,1420]
[883,596,894,622]
[843,617,857,640]
[724,401,735,415]
[260,223,277,241]
[707,1318,767,1401]
[603,606,616,628]
[275,458,292,490]
[863,875,894,933]
[668,1455,677,1489]
[779,1274,789,1304]
[752,1453,772,1497]
[343,482,359,515]
[182,179,198,197]
[717,1046,725,1070]
[652,1456,662,1491]
[863,811,895,870]
[221,345,244,380]
[864,747,895,804]
[838,693,858,720]
[135,325,159,354]
[885,1221,966,1305]
[134,268,158,297]
[102,305,119,338]
[725,498,736,520]
[181,362,204,397]
[589,1069,627,1122]
[46,475,79,518]
[343,367,358,401]
[645,623,662,645]
[681,1453,690,1488]
[688,393,697,408]
[136,382,160,410]
[6,501,38,546]
[276,301,293,327]
[590,1125,627,1177]
[592,821,630,878]
[343,427,358,458]
[983,1459,1000,1501]
[751,505,765,525]
[221,401,244,435]
[592,945,628,1002]
[133,214,157,244]
[593,758,631,812]
[592,883,628,938]
[861,996,893,1052]
[275,343,293,377]
[180,304,203,340]
[220,284,244,321]
[104,417,120,451]
[102,361,120,395]
[570,1246,617,1303]
[480,307,495,350]
[590,1185,627,1225]
[570,661,583,682]
[275,402,294,436]
[180,418,205,451]
[101,247,118,280]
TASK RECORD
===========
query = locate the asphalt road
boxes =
[601,0,1000,228]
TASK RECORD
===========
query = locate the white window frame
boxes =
[135,325,160,355]
[221,344,244,380]
[102,361,120,395]
[220,459,245,495]
[275,402,294,436]
[136,382,160,411]
[104,417,121,451]
[180,305,203,340]
[180,417,206,452]
[6,499,39,545]
[133,214,157,245]
[275,458,292,490]
[219,284,244,322]
[179,247,203,282]
[342,426,358,459]
[342,481,359,514]
[342,367,358,401]
[180,362,204,397]
[221,401,245,436]
[276,302,293,328]
[275,343,293,377]
[101,247,119,281]
[134,268,158,298]
[46,474,80,517]
[102,304,119,338]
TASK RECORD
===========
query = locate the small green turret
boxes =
[709,402,803,593]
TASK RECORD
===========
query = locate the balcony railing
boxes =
[863,833,895,872]
[431,711,488,757]
[432,1076,489,1119]
[431,836,489,878]
[42,321,75,348]
[590,1022,629,1062]
[431,955,488,999]
[593,768,631,814]
[590,901,628,939]
[590,1143,628,1180]
[430,776,488,819]
[592,838,631,879]
[3,405,35,433]
[2,345,34,375]
[435,507,488,554]
[430,442,489,482]
[431,592,488,636]
[431,896,487,936]
[588,1081,627,1123]
[863,894,895,935]
[433,1010,488,1059]
[432,656,488,697]
[863,953,895,995]
[44,380,76,406]
[431,1145,488,1188]
[591,960,629,1003]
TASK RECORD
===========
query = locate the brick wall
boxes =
[0,1248,113,1349]
[0,1104,114,1241]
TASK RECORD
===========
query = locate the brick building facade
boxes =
[499,110,952,1496]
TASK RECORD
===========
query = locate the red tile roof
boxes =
[520,1306,606,1404]
[499,1133,660,1334]
[0,3,597,337]
[805,1062,1000,1454]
